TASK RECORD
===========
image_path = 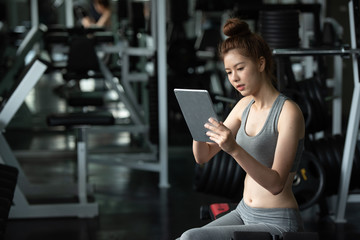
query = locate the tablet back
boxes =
[174,89,218,142]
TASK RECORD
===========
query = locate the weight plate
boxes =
[259,24,300,31]
[267,42,300,48]
[327,137,342,182]
[293,151,325,210]
[193,159,212,192]
[259,20,299,27]
[305,79,323,132]
[205,151,222,194]
[259,11,300,18]
[260,32,299,39]
[311,79,328,129]
[259,16,299,20]
[262,37,300,44]
[311,139,331,195]
[319,138,338,195]
[296,80,317,133]
[213,151,228,194]
[221,153,236,197]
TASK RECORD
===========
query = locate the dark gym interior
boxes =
[1,0,360,239]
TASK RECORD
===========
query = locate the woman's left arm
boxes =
[96,9,111,27]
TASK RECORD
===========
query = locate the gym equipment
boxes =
[330,0,360,222]
[292,151,325,210]
[17,0,169,191]
[194,150,325,211]
[237,231,321,240]
[275,1,360,221]
[308,135,360,198]
[295,78,329,134]
[0,163,18,238]
[232,231,273,240]
[0,56,100,218]
[282,232,319,240]
[47,111,115,207]
[0,57,101,219]
[259,10,300,49]
[0,24,47,95]
[200,202,237,221]
[194,151,245,200]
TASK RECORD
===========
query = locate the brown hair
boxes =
[219,18,276,86]
[94,0,110,8]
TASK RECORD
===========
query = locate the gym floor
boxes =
[2,72,360,240]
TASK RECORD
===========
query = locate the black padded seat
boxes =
[47,111,115,127]
[283,232,319,240]
[62,35,100,83]
[0,164,19,182]
[233,231,319,240]
[45,31,69,44]
[233,231,273,240]
[93,31,115,44]
[0,164,18,235]
[62,71,104,82]
[66,91,105,107]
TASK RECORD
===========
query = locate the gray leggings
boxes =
[177,199,304,240]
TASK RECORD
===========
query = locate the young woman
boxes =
[81,0,111,29]
[177,17,305,240]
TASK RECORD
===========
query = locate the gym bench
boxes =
[232,231,319,240]
[47,111,115,206]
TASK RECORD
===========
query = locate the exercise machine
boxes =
[0,57,99,218]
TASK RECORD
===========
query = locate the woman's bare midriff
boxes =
[243,172,299,209]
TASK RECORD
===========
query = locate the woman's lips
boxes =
[237,85,245,91]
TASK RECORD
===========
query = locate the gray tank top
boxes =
[236,94,303,172]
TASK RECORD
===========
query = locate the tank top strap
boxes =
[240,98,255,131]
[267,94,288,132]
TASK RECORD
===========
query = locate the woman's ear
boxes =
[258,57,266,72]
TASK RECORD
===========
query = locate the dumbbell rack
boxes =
[273,0,360,223]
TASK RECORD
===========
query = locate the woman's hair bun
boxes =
[223,18,251,37]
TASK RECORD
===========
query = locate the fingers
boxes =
[208,117,219,125]
[205,118,223,141]
[204,118,220,129]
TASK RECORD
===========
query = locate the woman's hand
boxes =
[205,118,237,154]
[81,17,93,28]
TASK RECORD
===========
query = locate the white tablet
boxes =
[174,88,218,142]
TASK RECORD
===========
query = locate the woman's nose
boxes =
[231,73,240,82]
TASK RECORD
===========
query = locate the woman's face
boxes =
[94,2,106,14]
[223,49,264,96]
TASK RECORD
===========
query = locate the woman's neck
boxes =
[251,80,279,110]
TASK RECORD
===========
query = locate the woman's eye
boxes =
[226,71,231,75]
[237,67,244,71]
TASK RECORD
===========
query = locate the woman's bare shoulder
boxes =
[237,95,253,110]
[282,98,303,119]
[279,98,305,136]
[227,96,252,122]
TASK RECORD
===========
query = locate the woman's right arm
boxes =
[192,97,248,164]
[192,140,220,164]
